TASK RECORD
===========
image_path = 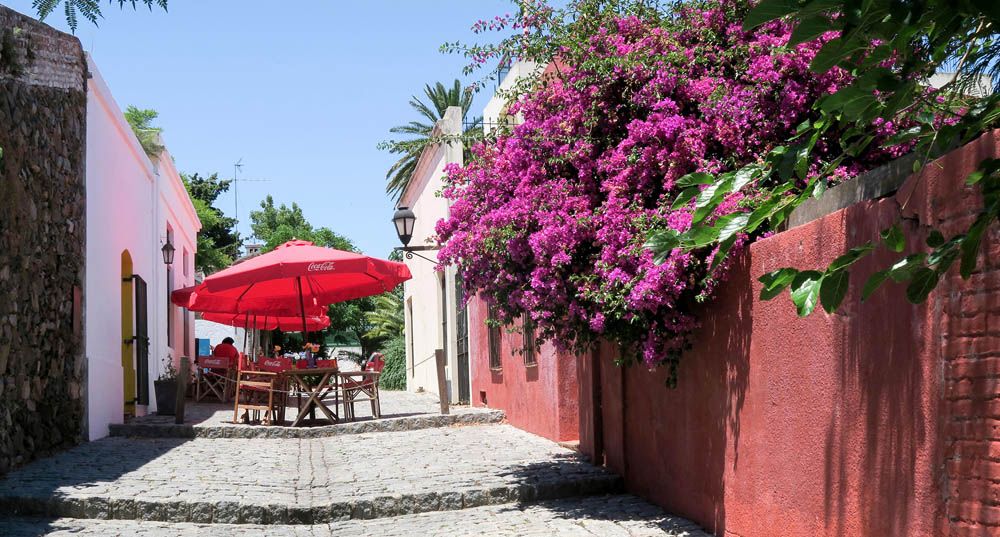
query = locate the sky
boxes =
[4,0,513,258]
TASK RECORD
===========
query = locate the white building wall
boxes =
[483,61,541,128]
[400,107,463,402]
[85,55,200,440]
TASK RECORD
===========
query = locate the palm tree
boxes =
[382,80,483,200]
[364,292,405,341]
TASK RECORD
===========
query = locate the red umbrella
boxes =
[171,283,327,317]
[200,240,411,317]
[202,312,331,332]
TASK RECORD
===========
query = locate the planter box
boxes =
[154,379,177,415]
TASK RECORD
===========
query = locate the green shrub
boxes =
[378,336,406,391]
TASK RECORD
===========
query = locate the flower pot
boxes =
[154,379,177,415]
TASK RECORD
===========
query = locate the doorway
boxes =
[455,274,470,404]
[121,251,135,416]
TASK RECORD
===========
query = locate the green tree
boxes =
[380,80,483,200]
[377,335,407,391]
[364,290,404,340]
[34,0,168,32]
[249,195,355,252]
[182,173,241,273]
[124,105,164,159]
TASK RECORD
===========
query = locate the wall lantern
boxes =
[391,206,435,262]
[392,206,416,246]
[161,240,175,265]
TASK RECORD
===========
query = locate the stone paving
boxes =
[2,495,712,536]
[0,403,712,535]
[110,390,502,439]
[0,425,621,523]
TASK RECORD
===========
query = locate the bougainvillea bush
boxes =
[437,0,907,382]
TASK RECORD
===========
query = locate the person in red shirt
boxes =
[212,337,240,365]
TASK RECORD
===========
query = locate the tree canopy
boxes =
[34,0,168,32]
[182,173,240,274]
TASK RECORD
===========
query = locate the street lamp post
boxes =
[391,206,436,262]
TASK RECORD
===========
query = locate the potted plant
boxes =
[153,354,178,415]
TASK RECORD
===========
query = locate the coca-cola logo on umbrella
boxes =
[307,262,336,272]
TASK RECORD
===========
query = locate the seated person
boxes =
[212,337,240,364]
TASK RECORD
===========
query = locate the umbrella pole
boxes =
[296,276,308,338]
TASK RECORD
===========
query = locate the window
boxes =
[522,315,537,366]
[182,248,189,277]
[487,303,502,370]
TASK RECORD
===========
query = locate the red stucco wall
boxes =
[584,131,1000,536]
[469,296,580,442]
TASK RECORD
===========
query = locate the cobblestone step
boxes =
[1,495,712,536]
[0,425,621,525]
[0,473,622,524]
[109,409,505,439]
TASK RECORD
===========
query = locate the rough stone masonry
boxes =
[0,5,88,474]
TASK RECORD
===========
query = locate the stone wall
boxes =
[0,6,87,474]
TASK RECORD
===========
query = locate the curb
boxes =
[108,410,505,439]
[0,474,623,524]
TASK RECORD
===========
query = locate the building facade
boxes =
[398,107,469,404]
[85,56,200,439]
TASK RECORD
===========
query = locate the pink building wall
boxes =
[467,129,1000,535]
[578,131,1000,537]
[469,296,580,442]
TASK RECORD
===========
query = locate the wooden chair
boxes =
[341,356,384,421]
[195,355,234,402]
[232,355,290,425]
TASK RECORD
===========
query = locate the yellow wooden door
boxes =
[121,251,135,416]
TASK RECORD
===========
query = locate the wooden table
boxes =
[283,366,340,427]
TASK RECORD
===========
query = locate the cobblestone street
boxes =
[0,415,709,535]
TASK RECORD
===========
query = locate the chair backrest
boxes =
[365,357,385,373]
[316,359,338,369]
[258,357,292,373]
[199,356,231,369]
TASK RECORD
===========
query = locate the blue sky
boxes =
[5,0,512,258]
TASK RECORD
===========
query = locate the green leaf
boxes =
[960,216,989,278]
[743,0,799,30]
[789,14,836,46]
[861,270,889,302]
[671,186,701,209]
[675,172,715,188]
[926,230,945,248]
[709,234,738,273]
[644,230,680,264]
[758,267,798,300]
[966,158,1000,186]
[820,270,849,313]
[717,213,750,243]
[828,243,874,272]
[746,196,782,233]
[790,270,824,316]
[810,37,863,73]
[906,268,939,304]
[887,253,927,282]
[731,165,761,192]
[880,224,905,253]
[812,178,828,198]
[691,174,735,225]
